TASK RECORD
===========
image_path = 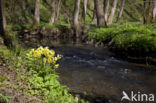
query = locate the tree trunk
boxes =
[73,0,81,37]
[95,0,107,27]
[0,0,6,35]
[144,0,154,24]
[0,0,19,51]
[34,0,40,25]
[104,0,109,22]
[108,0,118,24]
[49,0,56,25]
[82,0,87,22]
[55,0,62,22]
[153,0,156,21]
[92,0,97,24]
[116,0,125,23]
[143,0,146,24]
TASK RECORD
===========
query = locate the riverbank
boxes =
[88,22,156,65]
[18,22,156,57]
[0,44,88,103]
[18,22,156,65]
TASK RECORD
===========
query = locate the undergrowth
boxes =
[88,22,156,55]
[0,75,9,103]
[0,45,88,103]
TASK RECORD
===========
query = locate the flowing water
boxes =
[21,37,156,103]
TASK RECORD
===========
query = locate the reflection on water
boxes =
[20,37,156,103]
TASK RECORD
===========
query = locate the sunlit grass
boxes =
[88,22,156,53]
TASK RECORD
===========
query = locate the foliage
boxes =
[25,47,88,103]
[39,23,57,29]
[39,22,71,28]
[0,75,9,103]
[0,93,9,103]
[7,24,22,31]
[0,45,88,103]
[3,0,145,27]
[27,70,80,103]
[0,75,6,87]
[88,22,156,54]
[27,46,61,76]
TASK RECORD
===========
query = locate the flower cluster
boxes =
[29,46,61,68]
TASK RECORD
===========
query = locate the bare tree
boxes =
[34,0,40,25]
[95,0,107,27]
[143,0,146,23]
[153,0,156,21]
[73,0,81,37]
[143,0,153,24]
[104,0,109,22]
[0,0,6,35]
[0,0,19,50]
[82,0,87,22]
[92,0,97,24]
[55,0,62,22]
[49,0,56,25]
[116,0,125,23]
[108,0,118,24]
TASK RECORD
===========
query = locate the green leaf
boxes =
[0,75,5,82]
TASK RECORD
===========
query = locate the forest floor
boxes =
[0,45,41,103]
[0,66,40,103]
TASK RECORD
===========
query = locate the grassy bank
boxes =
[88,22,156,57]
[0,45,88,103]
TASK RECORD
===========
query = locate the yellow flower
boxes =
[54,57,58,61]
[57,54,61,59]
[29,46,61,66]
[43,58,47,63]
[54,64,59,68]
[48,58,52,64]
[50,50,55,56]
[29,49,35,55]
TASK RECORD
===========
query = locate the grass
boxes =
[88,22,156,56]
[38,22,71,29]
[7,22,71,32]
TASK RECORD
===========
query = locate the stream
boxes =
[21,37,156,103]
